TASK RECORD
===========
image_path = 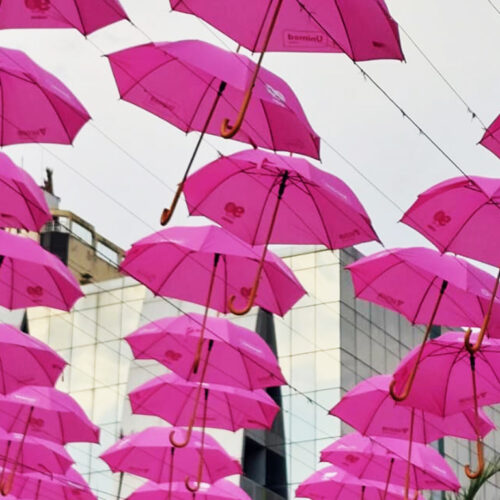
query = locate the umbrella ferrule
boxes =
[278,171,289,199]
[217,81,227,95]
[440,280,448,294]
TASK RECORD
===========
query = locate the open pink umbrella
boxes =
[101,427,242,492]
[184,149,378,314]
[170,0,403,138]
[127,479,251,500]
[296,465,424,500]
[329,374,495,443]
[320,433,460,499]
[107,39,320,224]
[0,153,51,231]
[346,246,500,401]
[0,0,128,35]
[125,313,286,390]
[6,468,96,500]
[0,47,90,145]
[402,175,500,353]
[0,230,83,311]
[0,324,66,394]
[480,114,500,160]
[392,331,500,479]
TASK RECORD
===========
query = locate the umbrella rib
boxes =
[185,76,217,133]
[441,348,464,418]
[45,266,70,310]
[410,275,437,325]
[332,0,355,58]
[477,351,500,386]
[260,102,277,153]
[225,392,236,431]
[11,179,37,229]
[154,249,196,295]
[260,263,285,317]
[251,175,280,246]
[252,1,275,53]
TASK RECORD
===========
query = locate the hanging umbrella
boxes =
[402,175,500,353]
[392,331,500,479]
[0,47,90,145]
[480,114,500,160]
[184,149,378,314]
[0,230,83,311]
[107,39,320,224]
[127,479,251,500]
[296,465,424,500]
[100,426,242,492]
[329,374,495,443]
[6,468,96,500]
[0,0,128,35]
[0,153,51,232]
[321,434,459,500]
[125,313,286,390]
[170,0,403,138]
[120,225,305,370]
[346,246,500,401]
[0,324,66,394]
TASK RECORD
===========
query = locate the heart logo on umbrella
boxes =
[24,0,51,12]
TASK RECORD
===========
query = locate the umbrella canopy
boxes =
[184,149,379,248]
[0,153,51,232]
[127,479,251,500]
[6,468,96,500]
[0,47,89,145]
[0,230,83,311]
[120,225,305,317]
[346,246,500,333]
[0,0,128,35]
[0,324,66,394]
[129,372,280,431]
[0,386,99,444]
[329,374,495,443]
[480,114,500,160]
[320,433,459,493]
[125,314,286,390]
[170,0,404,61]
[296,465,424,500]
[100,426,242,484]
[107,39,320,159]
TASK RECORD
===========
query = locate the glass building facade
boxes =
[25,246,500,499]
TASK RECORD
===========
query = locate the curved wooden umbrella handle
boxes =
[169,425,193,449]
[160,182,184,226]
[465,439,485,479]
[228,278,259,316]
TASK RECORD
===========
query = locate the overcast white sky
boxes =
[1,0,499,261]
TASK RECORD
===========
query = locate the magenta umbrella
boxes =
[125,313,286,390]
[0,230,83,311]
[329,374,494,443]
[480,114,500,160]
[127,479,251,500]
[402,175,500,353]
[0,153,51,231]
[6,468,96,500]
[0,0,128,35]
[321,434,460,499]
[0,324,66,394]
[184,149,378,313]
[392,331,500,479]
[296,465,424,500]
[101,426,242,493]
[346,246,500,401]
[170,0,403,139]
[107,39,320,224]
[0,47,90,145]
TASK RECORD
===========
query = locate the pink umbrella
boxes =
[346,246,500,401]
[127,479,251,500]
[6,468,96,500]
[101,426,242,492]
[184,149,378,313]
[0,47,90,145]
[125,313,286,390]
[392,331,500,479]
[170,0,403,138]
[402,175,500,353]
[0,0,128,35]
[0,324,66,394]
[329,374,494,443]
[320,433,460,499]
[480,114,500,160]
[0,153,51,232]
[107,39,320,224]
[296,465,424,500]
[0,230,83,311]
